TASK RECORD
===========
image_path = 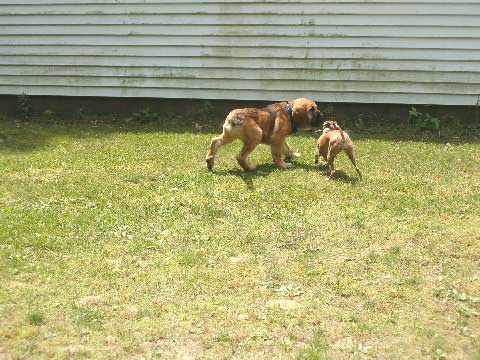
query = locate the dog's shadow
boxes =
[213,163,282,190]
[212,161,360,190]
[314,163,362,184]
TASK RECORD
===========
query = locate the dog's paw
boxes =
[205,156,214,170]
[283,163,293,169]
[241,161,256,171]
[292,152,301,158]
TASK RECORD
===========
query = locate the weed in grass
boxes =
[398,277,420,287]
[27,311,44,326]
[214,331,231,343]
[72,306,105,329]
[383,246,401,267]
[273,284,305,297]
[298,334,330,360]
[177,250,206,267]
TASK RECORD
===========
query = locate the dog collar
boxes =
[286,103,297,134]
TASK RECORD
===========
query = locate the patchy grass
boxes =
[0,117,479,359]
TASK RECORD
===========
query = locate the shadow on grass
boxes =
[309,163,362,184]
[211,161,359,189]
[329,170,362,184]
[1,117,478,155]
[213,163,279,191]
[0,117,220,154]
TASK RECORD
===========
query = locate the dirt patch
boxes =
[266,299,302,310]
[151,337,205,359]
[78,295,104,306]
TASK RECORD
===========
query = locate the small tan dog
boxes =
[315,120,362,180]
[206,98,324,171]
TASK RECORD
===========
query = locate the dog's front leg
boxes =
[314,143,320,164]
[283,141,301,161]
[271,141,293,169]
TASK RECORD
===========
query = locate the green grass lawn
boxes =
[0,117,479,359]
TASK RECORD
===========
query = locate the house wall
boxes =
[1,0,480,106]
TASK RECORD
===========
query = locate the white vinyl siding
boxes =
[1,0,479,106]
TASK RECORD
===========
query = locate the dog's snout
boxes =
[311,110,323,127]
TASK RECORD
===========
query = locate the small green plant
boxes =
[131,107,160,123]
[28,312,44,326]
[16,93,33,120]
[72,306,105,328]
[298,335,329,360]
[75,107,86,121]
[322,104,335,119]
[214,331,231,342]
[354,113,365,129]
[197,100,215,121]
[42,109,56,121]
[433,348,447,360]
[409,107,440,135]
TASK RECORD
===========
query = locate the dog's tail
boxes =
[335,123,346,143]
[346,148,362,180]
[224,111,244,132]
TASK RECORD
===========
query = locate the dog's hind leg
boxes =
[237,142,259,171]
[345,147,362,180]
[236,126,262,171]
[326,144,341,179]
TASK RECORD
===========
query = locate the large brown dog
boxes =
[315,120,362,180]
[206,98,324,170]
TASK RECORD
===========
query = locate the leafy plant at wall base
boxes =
[322,104,336,119]
[16,93,33,120]
[354,114,365,129]
[131,108,160,123]
[409,107,441,136]
[75,108,86,121]
[42,109,56,121]
[198,100,215,121]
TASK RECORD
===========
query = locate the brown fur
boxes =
[315,122,362,180]
[322,120,346,142]
[206,98,322,171]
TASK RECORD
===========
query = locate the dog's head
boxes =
[290,98,325,128]
[322,120,341,133]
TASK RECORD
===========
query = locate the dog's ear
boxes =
[292,98,319,127]
[292,98,307,116]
